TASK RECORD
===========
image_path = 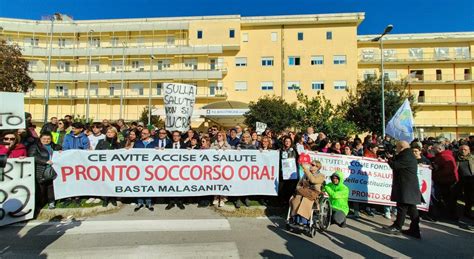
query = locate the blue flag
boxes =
[385,99,414,142]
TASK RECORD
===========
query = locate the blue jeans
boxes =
[137,198,152,206]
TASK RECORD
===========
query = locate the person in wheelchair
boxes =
[323,170,349,228]
[289,159,325,225]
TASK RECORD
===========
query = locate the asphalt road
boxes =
[0,204,473,259]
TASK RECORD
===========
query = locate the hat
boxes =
[137,122,145,127]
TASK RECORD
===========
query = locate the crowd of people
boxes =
[1,113,473,230]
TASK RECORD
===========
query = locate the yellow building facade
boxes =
[0,13,472,138]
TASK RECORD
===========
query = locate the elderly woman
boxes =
[234,132,257,208]
[290,160,326,225]
[210,130,232,207]
[28,132,61,210]
[0,131,27,158]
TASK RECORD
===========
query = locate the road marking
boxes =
[38,219,231,235]
[3,242,240,258]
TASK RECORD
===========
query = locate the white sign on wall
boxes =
[0,92,26,130]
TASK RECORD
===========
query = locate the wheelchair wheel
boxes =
[318,197,332,231]
[308,224,317,238]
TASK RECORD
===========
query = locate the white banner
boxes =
[164,83,196,132]
[0,92,26,130]
[0,158,35,226]
[52,149,280,199]
[300,152,431,211]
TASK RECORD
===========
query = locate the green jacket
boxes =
[324,170,349,215]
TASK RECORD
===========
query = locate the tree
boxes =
[139,106,163,128]
[0,40,36,92]
[339,77,416,135]
[295,91,358,139]
[244,95,299,133]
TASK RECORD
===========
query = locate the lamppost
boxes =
[44,13,62,124]
[119,42,126,119]
[372,24,393,137]
[148,55,155,126]
[85,29,94,123]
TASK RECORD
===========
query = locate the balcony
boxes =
[29,68,226,81]
[414,118,473,127]
[24,87,227,100]
[20,44,238,57]
[407,73,473,84]
[414,95,473,105]
[359,49,472,64]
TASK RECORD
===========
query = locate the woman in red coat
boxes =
[0,131,27,158]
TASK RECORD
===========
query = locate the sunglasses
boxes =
[3,137,15,141]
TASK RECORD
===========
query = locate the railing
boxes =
[24,89,227,99]
[414,96,473,104]
[359,49,472,63]
[407,73,473,83]
[414,117,473,126]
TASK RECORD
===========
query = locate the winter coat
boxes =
[388,148,421,205]
[95,138,122,150]
[210,142,232,150]
[0,144,27,158]
[62,132,90,150]
[324,170,349,215]
[432,150,458,185]
[133,139,158,149]
[456,153,474,177]
[28,142,60,182]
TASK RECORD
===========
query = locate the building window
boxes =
[297,32,304,41]
[235,81,247,91]
[229,29,235,38]
[242,33,249,42]
[409,70,424,81]
[111,60,123,72]
[28,60,37,71]
[111,37,119,47]
[384,70,398,81]
[261,81,274,91]
[434,47,450,60]
[311,81,325,90]
[409,48,423,60]
[361,49,376,61]
[235,57,247,67]
[131,84,144,96]
[58,38,66,47]
[89,84,99,96]
[157,59,171,70]
[89,37,100,47]
[26,38,39,46]
[197,30,203,39]
[57,61,71,72]
[166,36,175,45]
[334,80,347,90]
[136,37,145,46]
[436,69,442,81]
[271,32,278,42]
[333,55,347,65]
[91,61,100,72]
[261,57,274,66]
[287,81,300,90]
[184,58,198,70]
[311,56,324,65]
[131,60,144,71]
[288,56,300,66]
[363,71,376,80]
[156,83,163,95]
[55,85,69,96]
[465,69,471,80]
[326,31,332,40]
[109,84,121,96]
[455,47,470,59]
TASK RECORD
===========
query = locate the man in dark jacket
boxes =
[384,141,422,239]
[456,145,474,219]
[165,131,187,210]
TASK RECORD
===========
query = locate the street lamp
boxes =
[119,42,126,119]
[148,55,155,126]
[85,29,94,123]
[372,24,393,137]
[44,13,63,124]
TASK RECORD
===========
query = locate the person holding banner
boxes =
[384,141,422,239]
[280,136,299,204]
[28,132,61,210]
[95,127,122,207]
[165,131,187,210]
[133,128,157,212]
[211,131,232,207]
[233,132,257,208]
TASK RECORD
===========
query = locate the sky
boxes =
[0,0,473,35]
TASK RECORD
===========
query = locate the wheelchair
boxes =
[285,192,332,238]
